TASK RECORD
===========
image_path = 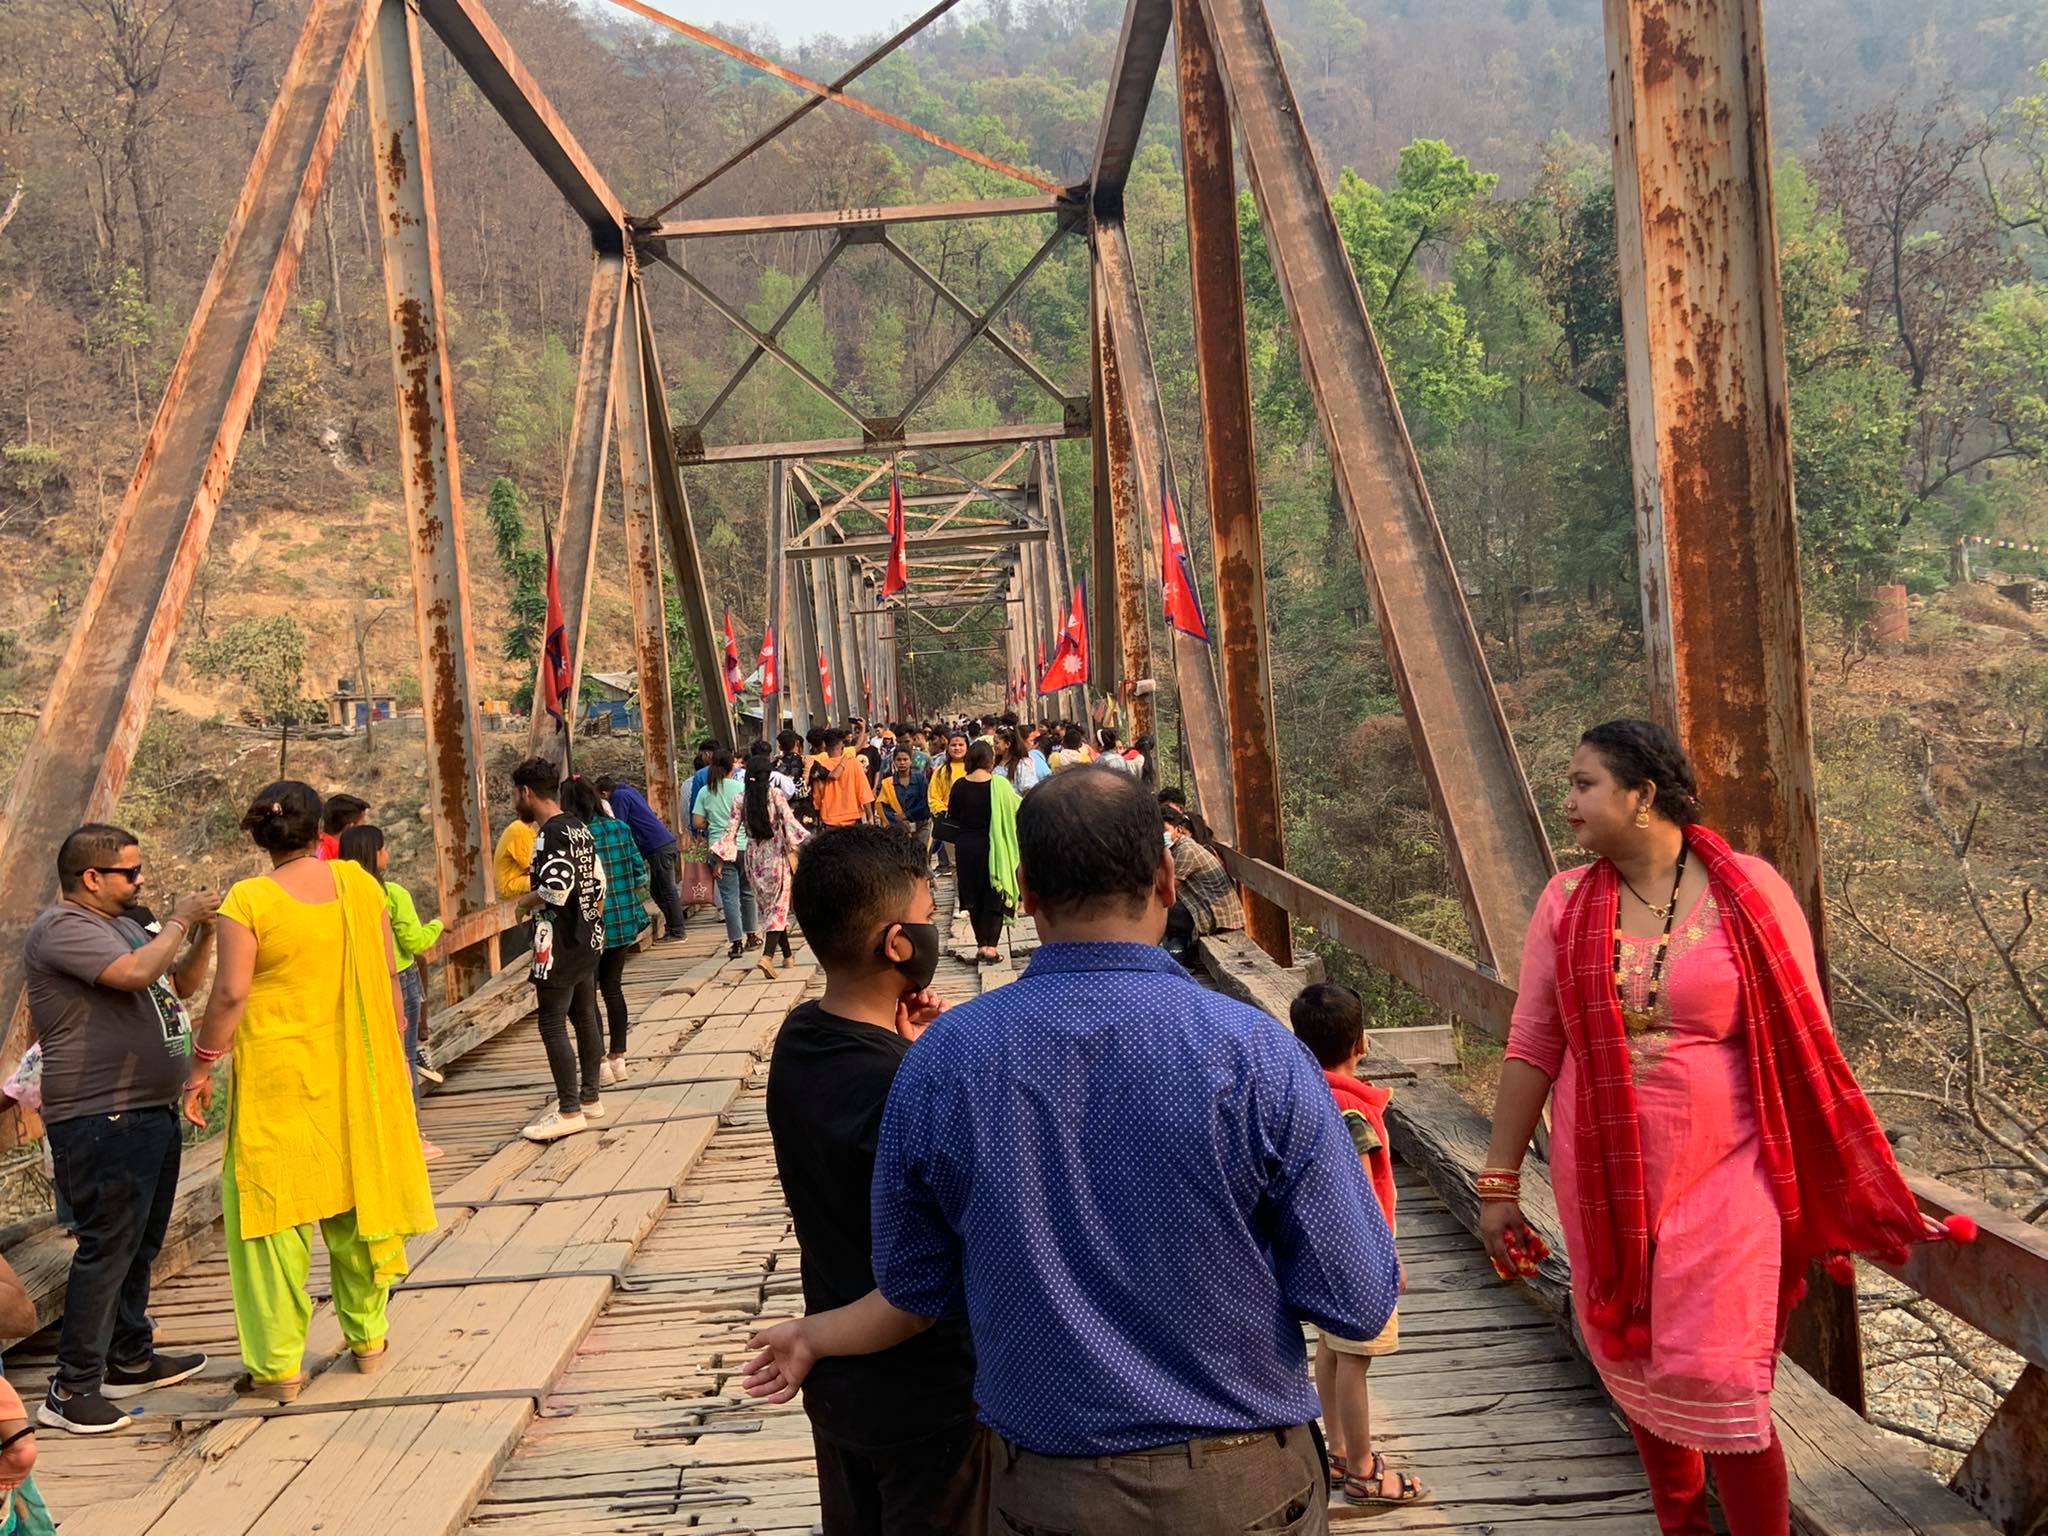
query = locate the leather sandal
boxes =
[232,1372,304,1403]
[350,1341,391,1375]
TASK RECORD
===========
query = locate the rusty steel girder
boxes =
[0,0,382,1061]
[527,252,629,757]
[1092,0,1173,213]
[1176,0,1289,964]
[1603,0,1849,1408]
[1094,220,1237,844]
[612,271,681,831]
[1193,0,1553,980]
[367,0,495,993]
[625,276,736,750]
[1093,280,1155,748]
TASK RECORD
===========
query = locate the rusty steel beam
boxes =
[613,272,681,829]
[647,193,1071,242]
[786,526,1046,561]
[1953,1364,2047,1535]
[684,420,1084,466]
[1602,0,1850,1408]
[417,0,623,241]
[527,251,628,758]
[1195,0,1553,978]
[1094,221,1236,841]
[597,0,1059,196]
[1090,276,1121,707]
[1215,845,1519,1038]
[1094,269,1152,745]
[368,0,494,996]
[784,474,830,730]
[0,0,381,1058]
[1177,0,1288,963]
[766,461,796,732]
[1091,0,1173,211]
[648,0,968,217]
[626,275,737,749]
[1040,441,1090,721]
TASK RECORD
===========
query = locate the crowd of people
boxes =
[2,711,1955,1536]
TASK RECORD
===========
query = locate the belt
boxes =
[1002,1425,1295,1464]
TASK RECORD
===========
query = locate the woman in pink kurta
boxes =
[1479,720,1952,1536]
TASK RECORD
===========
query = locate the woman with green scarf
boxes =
[945,741,1022,963]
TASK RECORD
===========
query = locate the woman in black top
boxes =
[946,741,1005,963]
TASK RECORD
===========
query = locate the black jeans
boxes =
[645,843,687,937]
[533,968,603,1114]
[814,1419,989,1536]
[597,946,631,1056]
[46,1106,182,1394]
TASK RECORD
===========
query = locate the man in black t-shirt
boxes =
[746,825,983,1536]
[510,758,606,1144]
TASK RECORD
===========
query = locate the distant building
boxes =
[582,670,641,731]
[328,679,396,728]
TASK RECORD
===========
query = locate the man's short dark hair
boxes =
[823,727,847,749]
[321,793,370,836]
[1017,766,1164,920]
[790,824,930,969]
[593,775,620,794]
[57,823,141,894]
[1291,982,1367,1069]
[511,757,561,798]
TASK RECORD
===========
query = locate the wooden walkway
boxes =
[6,880,1988,1535]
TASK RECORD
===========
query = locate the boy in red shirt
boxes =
[1290,982,1425,1509]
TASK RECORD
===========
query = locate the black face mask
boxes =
[877,921,941,993]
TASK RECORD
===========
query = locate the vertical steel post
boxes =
[808,518,839,722]
[1177,0,1288,961]
[1089,278,1122,716]
[1042,441,1089,723]
[1095,222,1236,840]
[1094,257,1155,745]
[787,474,829,729]
[833,553,863,722]
[612,270,682,831]
[1604,0,1852,1406]
[629,277,737,748]
[767,460,797,734]
[367,0,493,997]
[527,251,628,759]
[0,0,380,1066]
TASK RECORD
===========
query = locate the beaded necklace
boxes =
[1614,844,1688,1035]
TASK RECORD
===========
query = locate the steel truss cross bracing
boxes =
[0,2,1995,1501]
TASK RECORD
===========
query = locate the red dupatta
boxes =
[1555,824,1953,1358]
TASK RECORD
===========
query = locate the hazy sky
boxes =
[636,0,946,45]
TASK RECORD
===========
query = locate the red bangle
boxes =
[192,1044,228,1064]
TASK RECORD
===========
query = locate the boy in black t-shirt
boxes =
[746,825,984,1536]
[510,757,606,1143]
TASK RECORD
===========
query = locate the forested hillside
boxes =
[1,0,2045,1363]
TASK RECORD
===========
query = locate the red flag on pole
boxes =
[1038,577,1092,694]
[882,464,909,599]
[758,624,779,699]
[820,649,834,711]
[540,526,571,731]
[721,609,745,702]
[1064,578,1090,660]
[1161,491,1210,641]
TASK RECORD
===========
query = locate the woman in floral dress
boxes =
[740,742,808,976]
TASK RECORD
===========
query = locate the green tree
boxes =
[486,476,546,669]
[187,615,313,773]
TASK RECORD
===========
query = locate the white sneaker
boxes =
[598,1057,617,1086]
[580,1098,606,1122]
[521,1109,587,1143]
[608,1055,631,1085]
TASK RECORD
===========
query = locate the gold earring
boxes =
[1634,805,1651,829]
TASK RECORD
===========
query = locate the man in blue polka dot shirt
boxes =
[869,768,1399,1533]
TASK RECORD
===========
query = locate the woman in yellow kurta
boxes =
[183,781,436,1400]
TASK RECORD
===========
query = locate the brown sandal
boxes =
[232,1372,304,1403]
[1339,1452,1426,1507]
[351,1341,391,1375]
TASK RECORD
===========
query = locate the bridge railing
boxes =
[1212,842,2047,1536]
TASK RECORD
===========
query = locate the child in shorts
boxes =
[1290,982,1425,1508]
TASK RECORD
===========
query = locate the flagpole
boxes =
[540,500,576,779]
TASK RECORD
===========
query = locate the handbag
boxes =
[931,815,957,845]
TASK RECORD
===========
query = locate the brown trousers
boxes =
[987,1425,1325,1536]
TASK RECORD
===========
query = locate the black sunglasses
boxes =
[90,865,144,881]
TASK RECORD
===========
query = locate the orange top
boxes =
[812,752,874,826]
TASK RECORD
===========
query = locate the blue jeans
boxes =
[713,855,759,943]
[399,965,426,1108]
[46,1106,181,1394]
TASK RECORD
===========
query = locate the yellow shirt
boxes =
[494,818,535,897]
[217,863,435,1271]
[927,761,966,815]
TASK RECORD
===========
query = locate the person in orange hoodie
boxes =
[1290,982,1427,1510]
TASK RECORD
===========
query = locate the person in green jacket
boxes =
[339,826,444,1161]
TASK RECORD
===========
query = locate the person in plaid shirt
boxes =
[564,779,650,1087]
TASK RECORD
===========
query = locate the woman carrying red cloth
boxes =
[1480,720,1969,1536]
